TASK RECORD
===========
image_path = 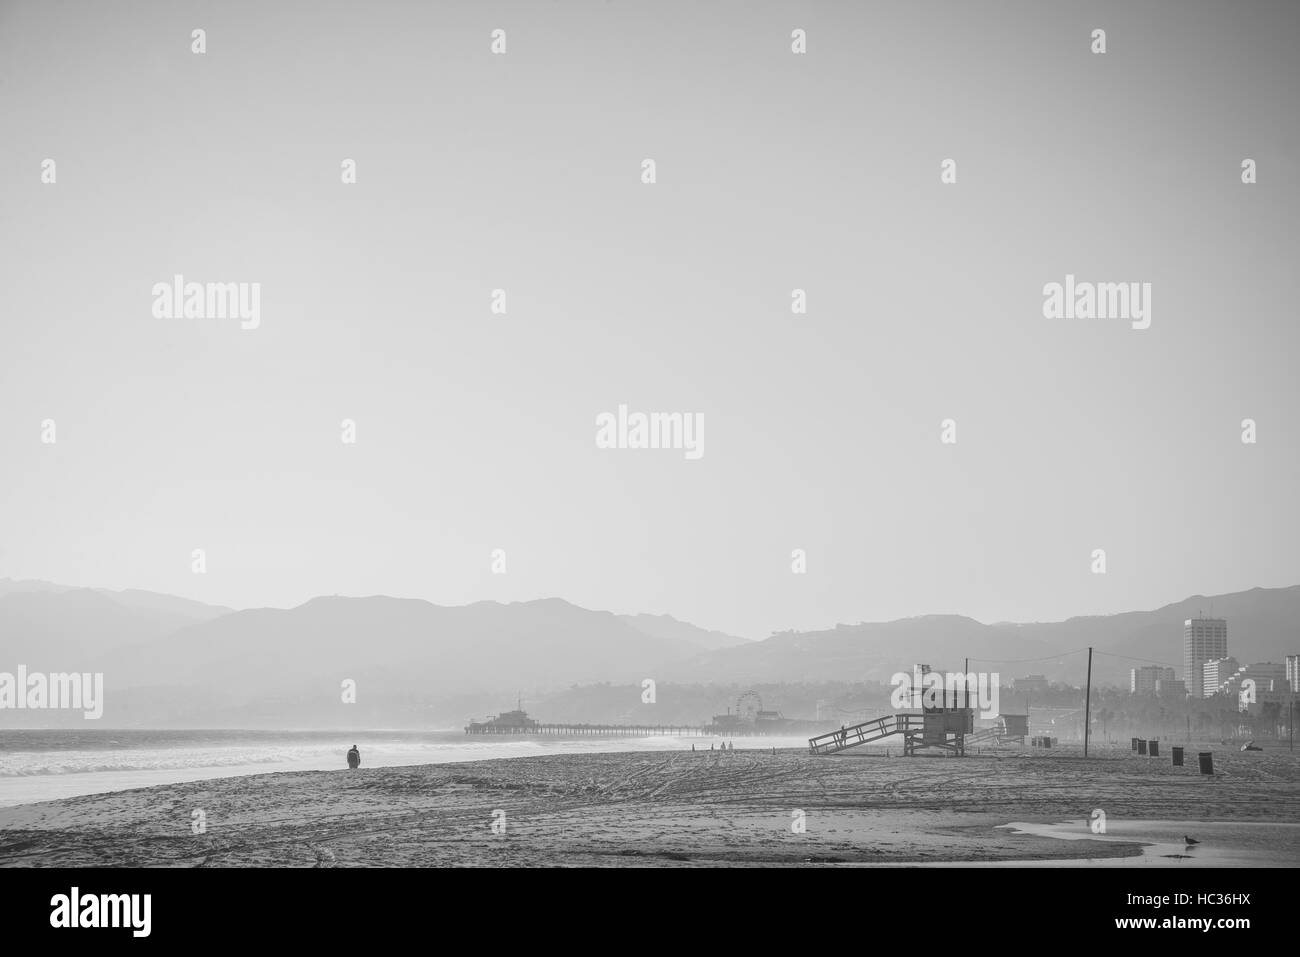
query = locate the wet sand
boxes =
[1,744,1297,867]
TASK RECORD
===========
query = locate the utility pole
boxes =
[1084,646,1094,758]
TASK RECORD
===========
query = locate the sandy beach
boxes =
[2,744,1297,867]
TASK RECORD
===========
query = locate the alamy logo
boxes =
[1042,274,1151,330]
[889,666,1000,719]
[1239,678,1257,707]
[0,667,103,719]
[595,405,704,460]
[50,887,151,937]
[152,274,261,329]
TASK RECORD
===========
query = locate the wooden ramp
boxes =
[965,725,1010,746]
[808,712,923,755]
[967,724,1028,746]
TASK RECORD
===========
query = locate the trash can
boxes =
[1198,752,1214,775]
[1137,739,1147,755]
[1148,740,1159,757]
[1172,746,1184,766]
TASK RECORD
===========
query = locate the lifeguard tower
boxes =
[996,712,1028,745]
[808,663,975,756]
[904,664,974,756]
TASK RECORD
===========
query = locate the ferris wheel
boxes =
[736,690,763,723]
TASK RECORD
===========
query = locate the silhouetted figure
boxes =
[1184,835,1200,846]
[691,744,695,752]
[346,745,360,769]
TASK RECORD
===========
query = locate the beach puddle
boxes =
[991,819,1300,867]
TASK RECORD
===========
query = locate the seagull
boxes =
[1184,835,1200,846]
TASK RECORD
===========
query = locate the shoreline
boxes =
[0,733,816,809]
[2,745,1298,866]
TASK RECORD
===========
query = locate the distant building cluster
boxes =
[1013,674,1049,696]
[1202,656,1241,694]
[1115,617,1300,709]
[1129,665,1175,695]
[1214,661,1289,703]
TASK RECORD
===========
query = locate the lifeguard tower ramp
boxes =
[963,714,1028,747]
[809,707,975,756]
[965,724,1023,747]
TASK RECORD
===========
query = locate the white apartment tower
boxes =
[1184,617,1228,698]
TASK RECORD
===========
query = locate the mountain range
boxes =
[2,578,1298,726]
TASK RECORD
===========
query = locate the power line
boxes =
[1094,650,1181,669]
[967,649,1089,665]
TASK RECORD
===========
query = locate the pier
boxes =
[465,721,709,737]
[464,693,830,738]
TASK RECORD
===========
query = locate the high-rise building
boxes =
[1130,665,1175,694]
[1155,678,1186,697]
[1184,618,1228,698]
[1286,654,1299,693]
[1202,656,1240,696]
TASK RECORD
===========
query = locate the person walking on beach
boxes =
[346,744,361,769]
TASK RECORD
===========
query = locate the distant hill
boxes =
[660,586,1300,688]
[4,580,1298,727]
[658,614,1066,686]
[0,583,227,671]
[91,596,697,724]
[90,587,231,622]
[997,586,1300,685]
[617,613,750,652]
[0,585,738,725]
[0,578,68,598]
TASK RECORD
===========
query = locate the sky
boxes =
[2,0,1298,639]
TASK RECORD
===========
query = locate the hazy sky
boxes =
[2,0,1298,638]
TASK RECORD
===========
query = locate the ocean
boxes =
[0,729,812,808]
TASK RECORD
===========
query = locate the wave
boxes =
[0,747,335,777]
